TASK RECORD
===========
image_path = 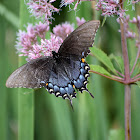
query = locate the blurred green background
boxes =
[0,0,140,140]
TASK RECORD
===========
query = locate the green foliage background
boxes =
[0,0,140,140]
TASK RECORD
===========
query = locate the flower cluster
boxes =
[96,0,125,17]
[76,17,86,26]
[53,22,74,40]
[60,0,92,10]
[131,0,140,4]
[118,15,140,48]
[129,15,140,48]
[60,0,75,6]
[16,22,51,60]
[60,0,79,10]
[26,0,93,21]
[16,17,86,60]
[28,35,63,60]
[27,0,59,21]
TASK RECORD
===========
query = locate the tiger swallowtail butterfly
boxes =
[6,20,100,107]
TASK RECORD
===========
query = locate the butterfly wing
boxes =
[58,20,100,57]
[48,55,81,87]
[6,56,54,88]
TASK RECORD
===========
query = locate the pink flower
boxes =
[96,0,125,17]
[27,34,63,60]
[42,34,63,55]
[131,0,140,4]
[35,22,50,39]
[15,30,35,55]
[15,22,50,59]
[76,17,86,26]
[53,22,74,40]
[130,17,137,23]
[126,31,136,38]
[27,0,59,21]
[118,15,140,49]
[60,0,93,9]
[15,17,86,61]
[60,0,75,7]
[16,29,63,60]
[60,0,81,10]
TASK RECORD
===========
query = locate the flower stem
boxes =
[120,20,130,81]
[90,70,124,83]
[132,74,140,80]
[120,18,132,140]
[119,1,131,140]
[125,85,131,140]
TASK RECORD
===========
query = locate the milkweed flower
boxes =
[15,17,86,60]
[27,34,63,60]
[96,0,125,17]
[60,0,76,8]
[53,22,74,40]
[61,0,75,6]
[117,15,140,49]
[60,0,85,10]
[27,0,59,21]
[131,0,140,4]
[35,22,50,39]
[60,0,94,9]
[76,17,86,26]
[15,22,51,60]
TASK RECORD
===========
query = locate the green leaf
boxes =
[90,65,112,77]
[0,3,19,28]
[108,129,125,140]
[101,16,107,27]
[130,57,140,77]
[18,88,34,140]
[136,81,140,88]
[18,1,35,140]
[91,47,117,75]
[109,54,124,74]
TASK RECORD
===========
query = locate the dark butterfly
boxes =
[6,20,100,106]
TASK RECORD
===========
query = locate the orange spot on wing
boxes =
[46,83,48,86]
[81,58,85,63]
[73,85,75,88]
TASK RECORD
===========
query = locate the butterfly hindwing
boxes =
[48,55,81,87]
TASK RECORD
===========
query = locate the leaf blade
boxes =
[91,47,117,75]
[90,64,112,77]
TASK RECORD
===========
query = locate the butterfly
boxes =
[6,20,100,106]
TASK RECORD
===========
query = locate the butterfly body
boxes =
[6,20,100,104]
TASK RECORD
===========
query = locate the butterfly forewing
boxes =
[58,20,100,57]
[6,57,54,88]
